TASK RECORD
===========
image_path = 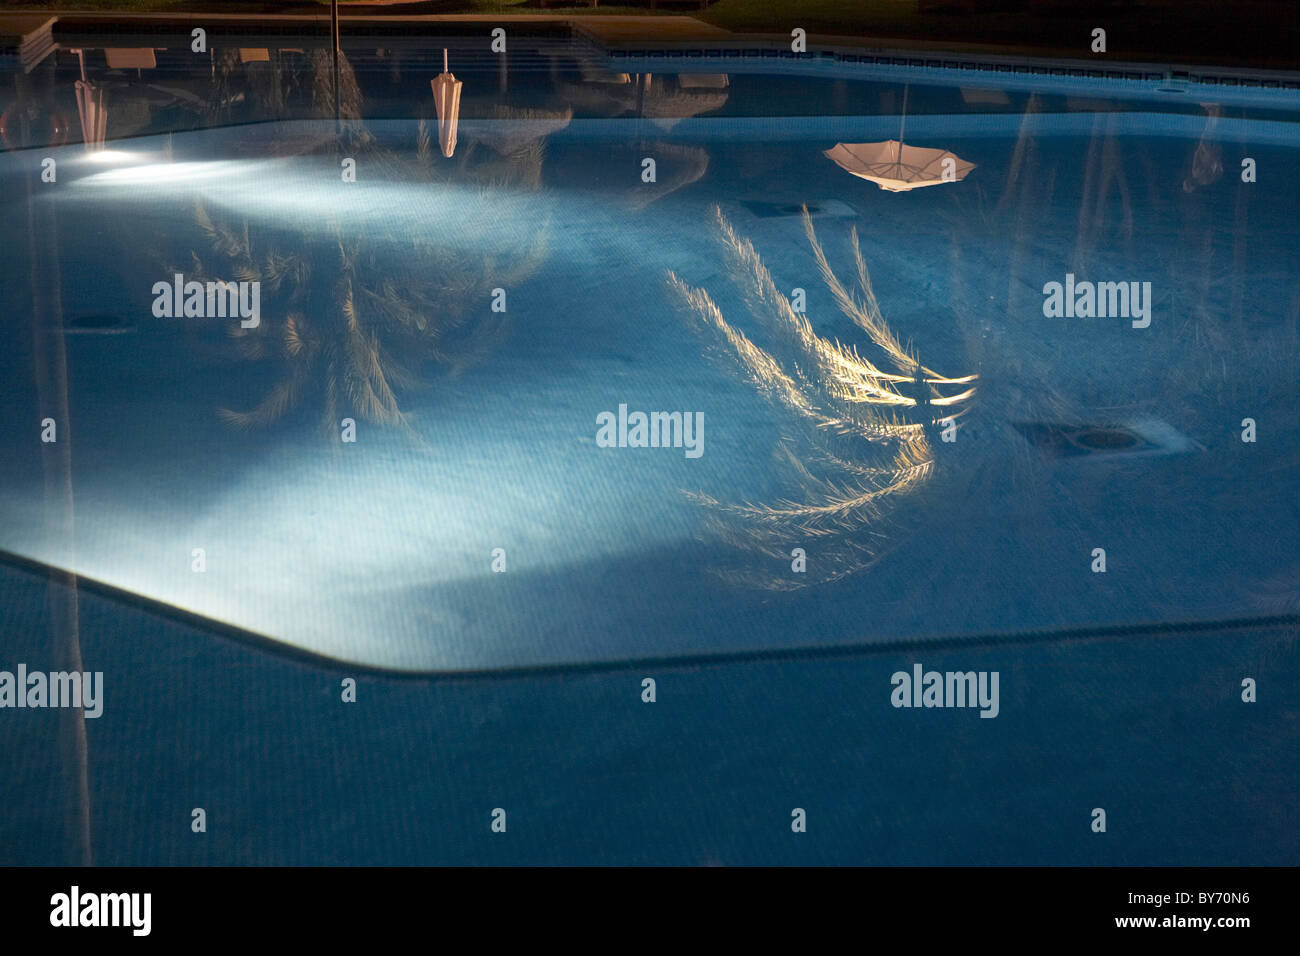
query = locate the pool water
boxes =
[4,110,1297,671]
[1,38,1297,864]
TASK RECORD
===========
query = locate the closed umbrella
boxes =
[73,52,106,150]
[75,81,106,150]
[431,48,462,158]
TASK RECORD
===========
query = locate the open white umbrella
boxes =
[643,81,729,132]
[466,105,572,156]
[825,86,974,192]
[825,140,974,191]
[431,49,462,158]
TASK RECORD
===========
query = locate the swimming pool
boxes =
[1,28,1297,864]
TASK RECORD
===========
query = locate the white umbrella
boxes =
[825,85,974,192]
[431,48,462,158]
[465,105,572,155]
[678,74,729,90]
[824,140,974,192]
[643,83,729,132]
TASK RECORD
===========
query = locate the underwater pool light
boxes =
[77,160,264,186]
[81,149,138,165]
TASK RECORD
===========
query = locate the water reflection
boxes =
[627,141,712,210]
[165,49,552,436]
[1182,103,1224,193]
[555,70,729,127]
[669,208,976,589]
[431,49,461,158]
[73,77,105,152]
[182,165,548,434]
[4,31,1295,630]
[826,139,975,192]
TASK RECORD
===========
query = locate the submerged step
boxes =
[62,313,136,335]
[739,199,858,219]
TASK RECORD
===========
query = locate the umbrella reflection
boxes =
[643,83,729,132]
[74,79,106,151]
[826,85,973,192]
[825,140,975,192]
[431,48,462,158]
[71,49,106,151]
[465,105,572,156]
[557,71,729,127]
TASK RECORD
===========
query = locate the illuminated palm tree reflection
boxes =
[668,207,976,588]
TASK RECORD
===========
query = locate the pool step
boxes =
[739,199,857,219]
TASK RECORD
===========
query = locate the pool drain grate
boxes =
[1014,418,1194,459]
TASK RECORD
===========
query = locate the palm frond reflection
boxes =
[669,207,976,589]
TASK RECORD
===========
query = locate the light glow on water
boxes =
[10,113,1300,672]
[81,149,140,165]
[65,151,552,244]
[75,159,283,187]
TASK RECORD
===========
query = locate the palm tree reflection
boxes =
[184,70,550,435]
[668,208,976,588]
[187,187,546,434]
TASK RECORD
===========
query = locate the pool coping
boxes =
[4,546,1297,680]
[597,40,1300,97]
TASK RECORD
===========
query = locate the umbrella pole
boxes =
[897,84,908,164]
[635,72,647,149]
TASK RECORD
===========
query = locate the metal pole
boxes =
[331,0,340,127]
[897,84,908,164]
